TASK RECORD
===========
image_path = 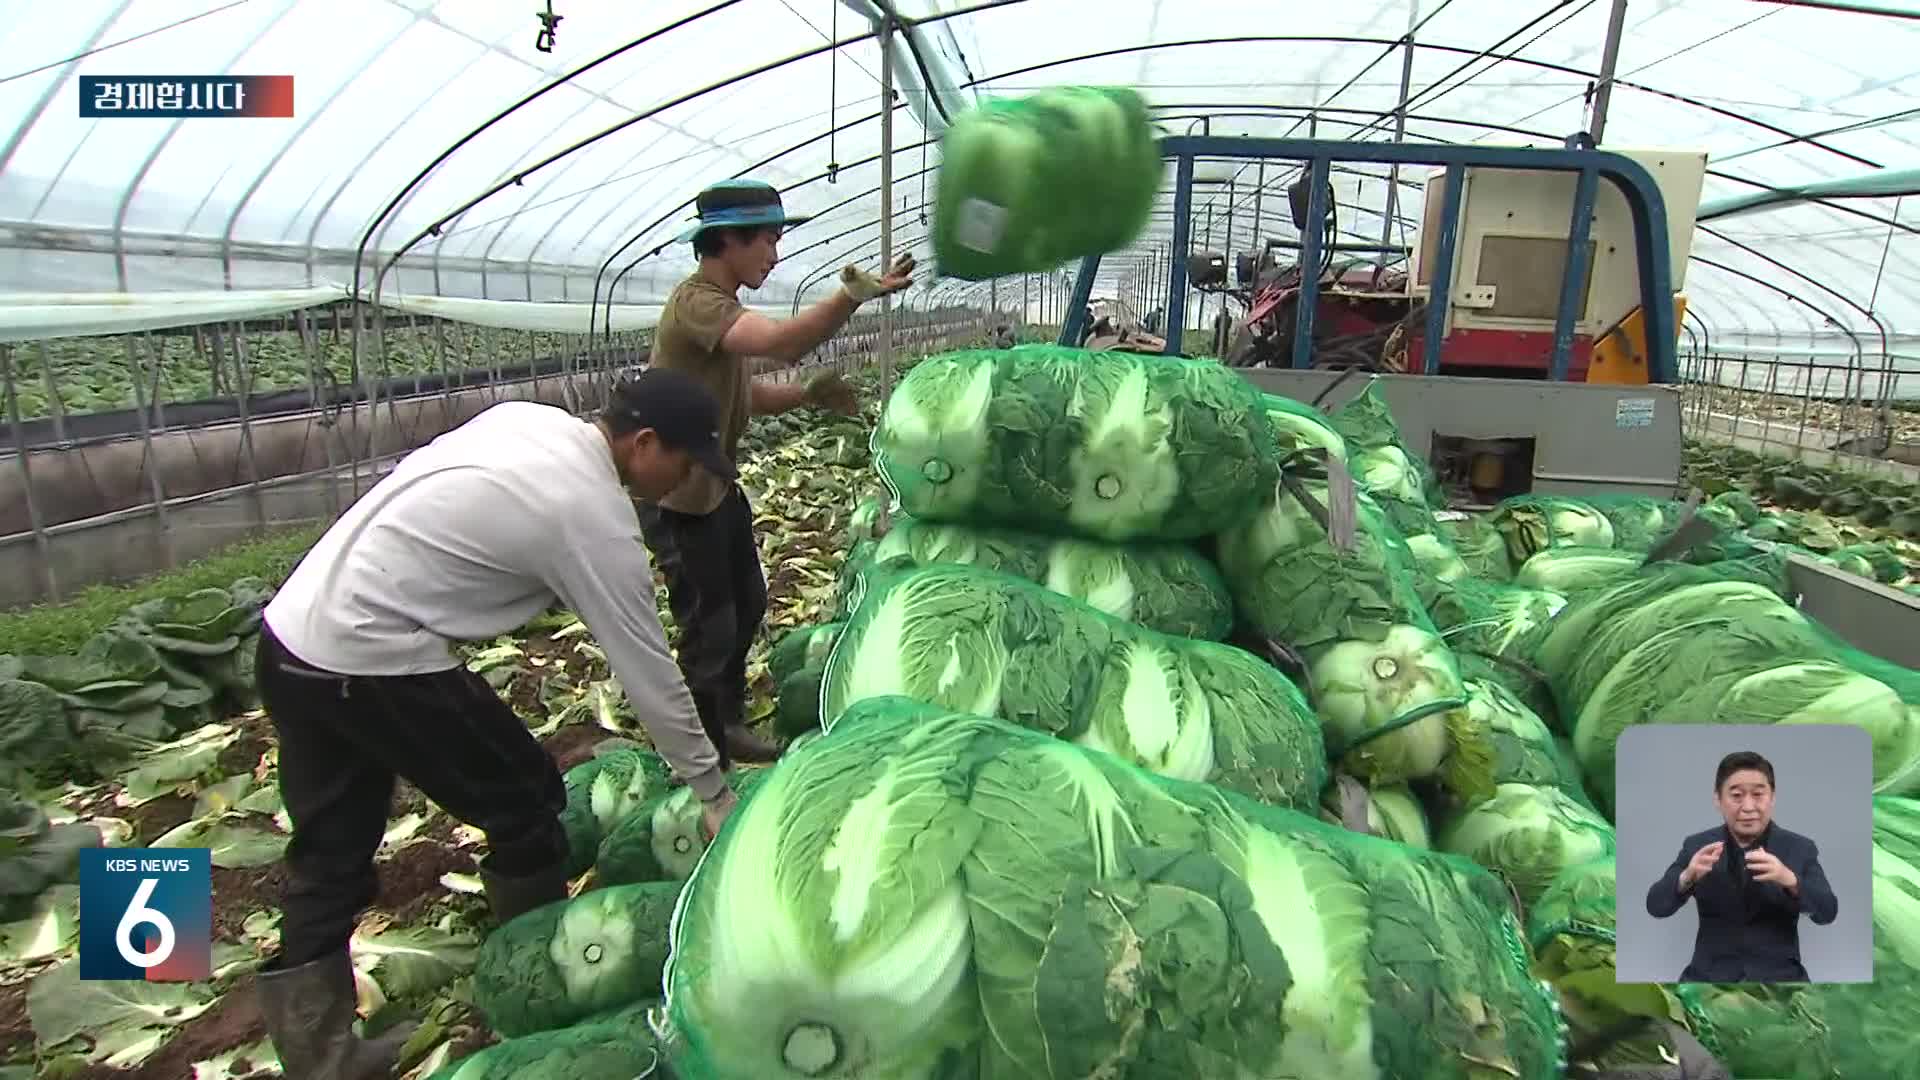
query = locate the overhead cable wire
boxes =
[0,0,256,84]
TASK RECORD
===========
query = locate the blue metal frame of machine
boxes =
[1057,136,1678,384]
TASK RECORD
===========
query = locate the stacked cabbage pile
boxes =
[660,697,1569,1080]
[454,350,1920,1078]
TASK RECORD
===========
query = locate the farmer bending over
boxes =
[251,369,738,1077]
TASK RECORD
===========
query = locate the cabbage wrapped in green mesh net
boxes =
[833,508,1234,639]
[1437,511,1516,581]
[1327,381,1451,538]
[1213,461,1490,798]
[820,562,1328,809]
[1525,857,1708,1072]
[871,347,1280,542]
[471,881,680,1037]
[1512,546,1646,594]
[1319,780,1432,848]
[597,767,772,887]
[1261,392,1350,459]
[933,86,1161,280]
[556,749,672,877]
[1489,494,1687,565]
[767,623,844,737]
[423,999,665,1079]
[657,695,1570,1080]
[1428,578,1568,666]
[1528,558,1920,810]
[1465,677,1588,799]
[1434,781,1615,906]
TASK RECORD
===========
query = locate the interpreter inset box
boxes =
[1613,724,1872,984]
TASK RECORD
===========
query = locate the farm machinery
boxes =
[1054,135,1920,666]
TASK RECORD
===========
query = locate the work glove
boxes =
[804,370,859,416]
[841,253,916,303]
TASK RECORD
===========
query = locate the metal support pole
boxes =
[1221,177,1236,355]
[1252,161,1266,269]
[1551,168,1600,380]
[1381,0,1419,277]
[228,324,267,528]
[1,345,57,601]
[1292,156,1332,369]
[127,337,174,569]
[1423,162,1466,374]
[1164,155,1197,355]
[35,341,66,444]
[878,16,898,399]
[1059,256,1102,346]
[1590,0,1630,144]
[1196,203,1214,339]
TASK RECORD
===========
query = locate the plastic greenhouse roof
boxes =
[1,0,1918,346]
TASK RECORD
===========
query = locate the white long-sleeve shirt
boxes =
[263,400,726,802]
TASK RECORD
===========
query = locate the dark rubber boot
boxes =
[723,723,783,764]
[255,949,417,1079]
[478,853,570,926]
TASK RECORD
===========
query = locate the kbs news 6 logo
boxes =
[78,848,212,981]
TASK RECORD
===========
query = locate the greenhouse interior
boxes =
[4,1,1920,1078]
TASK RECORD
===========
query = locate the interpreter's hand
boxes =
[1746,847,1799,891]
[1680,841,1724,888]
[701,788,738,842]
[804,370,859,415]
[841,253,916,302]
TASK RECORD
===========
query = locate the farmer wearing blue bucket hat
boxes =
[638,178,915,766]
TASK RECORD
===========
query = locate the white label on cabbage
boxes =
[1432,510,1470,522]
[1615,397,1656,428]
[954,197,1009,254]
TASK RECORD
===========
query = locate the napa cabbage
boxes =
[834,509,1234,639]
[1512,547,1643,593]
[1435,781,1616,905]
[1491,496,1617,564]
[872,347,1279,542]
[820,563,1328,808]
[662,697,1567,1080]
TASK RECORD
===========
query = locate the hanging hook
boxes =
[534,0,562,53]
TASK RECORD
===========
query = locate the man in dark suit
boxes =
[1646,750,1839,982]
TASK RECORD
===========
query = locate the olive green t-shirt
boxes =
[647,270,750,515]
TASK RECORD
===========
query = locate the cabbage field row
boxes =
[3,323,585,421]
[5,346,1919,1078]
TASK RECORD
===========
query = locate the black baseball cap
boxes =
[603,368,737,481]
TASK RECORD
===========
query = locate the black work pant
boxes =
[635,485,768,771]
[255,624,566,968]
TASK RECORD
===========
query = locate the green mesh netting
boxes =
[597,767,773,887]
[556,749,673,877]
[1433,780,1615,907]
[932,87,1161,281]
[1524,555,1920,812]
[1467,677,1590,803]
[657,696,1569,1080]
[422,999,664,1079]
[769,624,842,738]
[1510,546,1647,594]
[870,346,1280,542]
[1437,511,1517,581]
[1328,380,1451,536]
[831,507,1234,639]
[1212,457,1491,799]
[1260,392,1351,459]
[818,561,1328,810]
[1529,798,1920,1080]
[1487,494,1688,566]
[471,881,680,1038]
